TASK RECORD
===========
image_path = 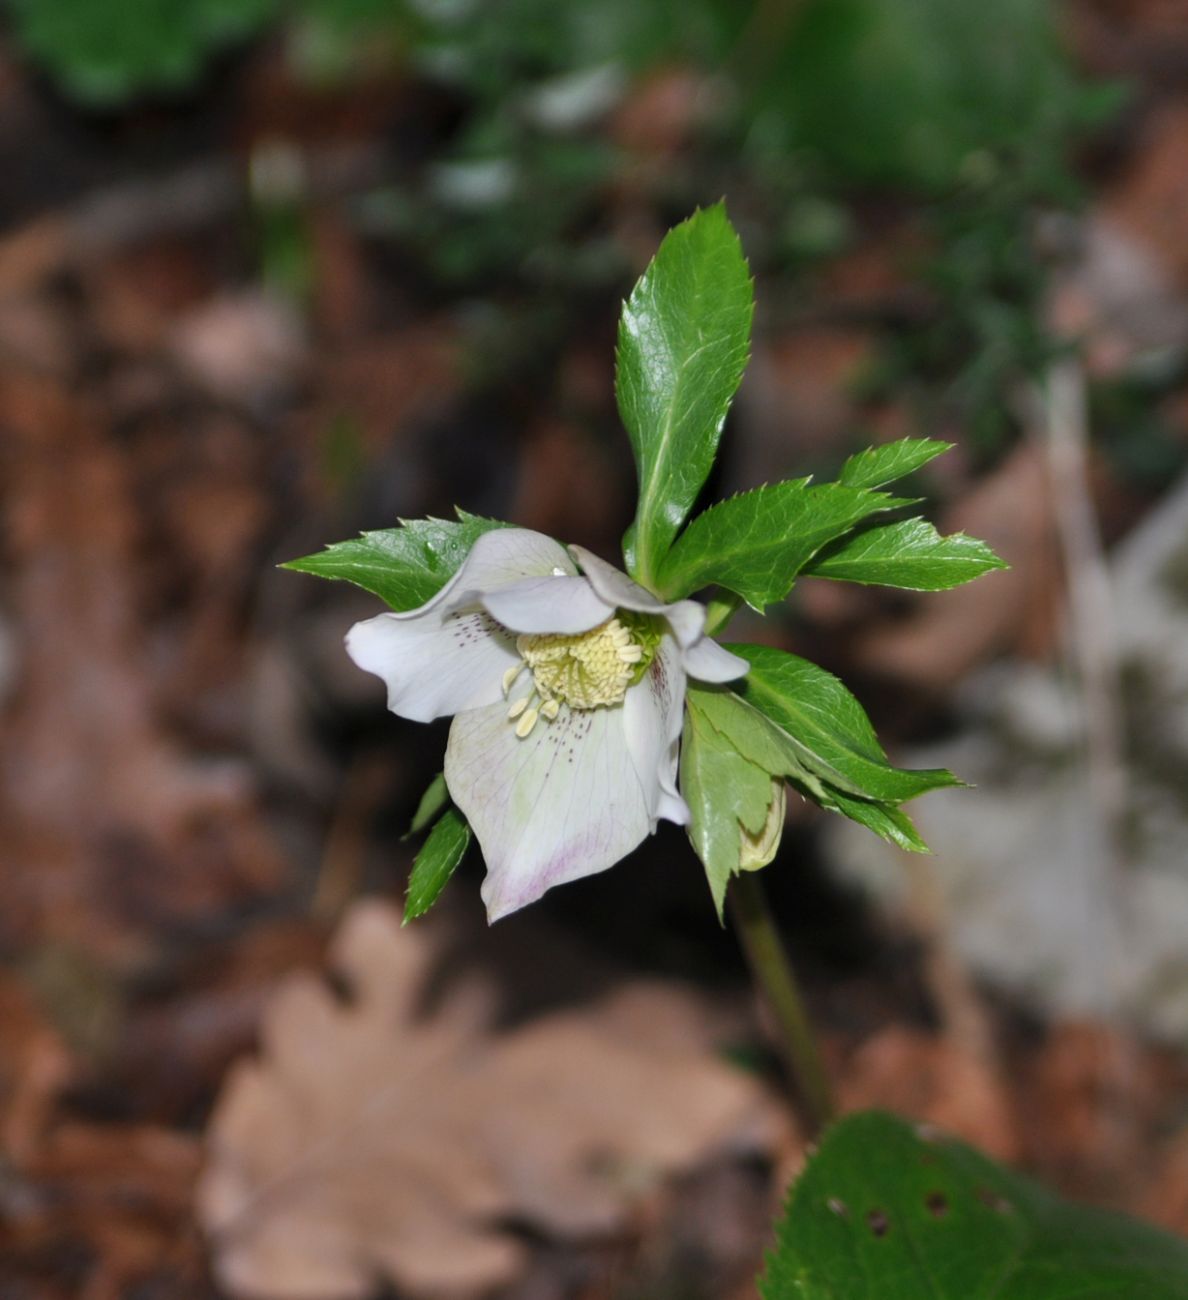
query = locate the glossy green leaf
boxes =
[838,437,952,489]
[731,644,961,804]
[282,511,510,611]
[819,788,931,854]
[681,697,777,920]
[404,807,471,923]
[617,204,754,586]
[806,517,1008,590]
[687,684,832,800]
[761,1110,1188,1299]
[404,772,449,839]
[655,482,912,607]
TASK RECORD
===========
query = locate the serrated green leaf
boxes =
[655,482,913,607]
[819,788,931,853]
[690,684,934,850]
[688,684,833,800]
[282,511,510,611]
[760,1110,1188,1299]
[838,437,952,489]
[617,204,753,586]
[731,644,961,804]
[404,807,470,923]
[806,517,1008,590]
[404,772,449,840]
[681,699,777,921]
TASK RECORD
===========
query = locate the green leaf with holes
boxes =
[761,1110,1188,1299]
[404,807,470,923]
[617,203,754,588]
[655,482,912,607]
[282,510,510,611]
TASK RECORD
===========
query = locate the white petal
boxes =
[662,599,707,649]
[682,638,749,683]
[346,608,518,723]
[445,700,654,921]
[623,635,690,828]
[568,544,706,647]
[474,574,613,634]
[568,544,666,613]
[411,527,576,620]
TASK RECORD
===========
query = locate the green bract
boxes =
[681,693,788,920]
[805,517,1007,590]
[655,481,915,608]
[282,512,510,612]
[404,807,470,924]
[761,1111,1188,1299]
[836,436,953,489]
[732,645,960,805]
[618,203,754,589]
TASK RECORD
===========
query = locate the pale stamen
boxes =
[499,615,653,738]
[515,707,540,738]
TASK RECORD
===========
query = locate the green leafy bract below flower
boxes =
[404,772,449,840]
[655,481,914,608]
[730,644,960,804]
[404,806,471,923]
[281,511,511,612]
[804,517,1008,590]
[617,203,754,589]
[761,1111,1188,1299]
[683,680,933,909]
[822,788,929,854]
[681,693,786,920]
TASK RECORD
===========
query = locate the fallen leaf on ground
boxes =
[1,1120,203,1300]
[198,900,778,1299]
[0,373,284,957]
[837,1024,1019,1163]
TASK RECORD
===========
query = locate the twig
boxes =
[1035,357,1136,1167]
[1040,359,1129,870]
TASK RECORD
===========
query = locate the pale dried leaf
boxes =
[199,900,776,1299]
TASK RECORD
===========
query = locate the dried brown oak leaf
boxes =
[198,901,776,1299]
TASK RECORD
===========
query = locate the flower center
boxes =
[501,615,656,737]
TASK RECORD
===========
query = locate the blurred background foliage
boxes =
[3,0,1132,465]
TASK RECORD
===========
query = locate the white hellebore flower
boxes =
[346,528,748,920]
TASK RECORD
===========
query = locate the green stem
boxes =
[729,871,835,1137]
[703,591,743,637]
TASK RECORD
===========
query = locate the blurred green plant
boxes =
[735,0,1115,195]
[3,0,279,103]
[5,0,1126,464]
